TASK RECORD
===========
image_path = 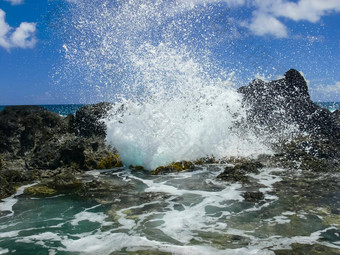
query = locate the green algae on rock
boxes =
[97,153,123,169]
[151,161,194,175]
[24,185,57,196]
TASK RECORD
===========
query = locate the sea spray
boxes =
[60,0,274,169]
[104,43,272,169]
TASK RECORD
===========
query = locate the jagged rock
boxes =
[0,175,16,200]
[238,69,340,172]
[217,161,263,183]
[334,109,340,126]
[238,69,340,143]
[242,191,264,202]
[24,185,57,196]
[0,105,67,155]
[151,161,195,175]
[72,102,113,137]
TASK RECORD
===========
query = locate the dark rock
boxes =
[217,166,249,183]
[0,105,67,155]
[334,109,340,126]
[217,160,263,183]
[238,69,340,143]
[72,102,113,137]
[0,175,16,200]
[242,191,264,202]
[151,161,195,175]
[238,69,340,172]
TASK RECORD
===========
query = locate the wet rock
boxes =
[97,153,123,169]
[151,161,195,175]
[274,243,340,255]
[24,185,57,196]
[0,175,16,200]
[334,109,340,126]
[72,102,113,137]
[217,166,249,183]
[242,191,264,202]
[238,69,340,143]
[239,69,340,172]
[217,160,263,183]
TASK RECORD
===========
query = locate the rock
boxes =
[0,104,119,200]
[217,161,263,183]
[242,191,264,202]
[334,109,340,126]
[0,175,16,200]
[0,105,67,155]
[97,153,123,169]
[24,185,57,196]
[238,69,340,143]
[151,161,195,175]
[72,102,113,137]
[238,69,340,172]
[217,166,249,183]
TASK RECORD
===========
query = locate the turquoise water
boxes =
[0,104,84,116]
[316,102,340,112]
[0,167,339,254]
[0,102,338,116]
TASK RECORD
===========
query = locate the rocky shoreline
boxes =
[1,69,340,200]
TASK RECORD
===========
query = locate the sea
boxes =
[0,102,339,116]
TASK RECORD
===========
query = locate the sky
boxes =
[0,0,339,105]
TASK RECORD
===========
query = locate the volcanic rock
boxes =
[238,69,340,143]
[72,102,113,137]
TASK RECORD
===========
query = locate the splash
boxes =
[61,0,274,169]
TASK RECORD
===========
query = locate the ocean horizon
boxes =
[0,101,339,116]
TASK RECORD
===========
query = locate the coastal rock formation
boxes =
[72,102,113,137]
[238,69,340,172]
[0,103,115,199]
[238,69,340,143]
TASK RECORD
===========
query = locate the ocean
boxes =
[0,102,338,116]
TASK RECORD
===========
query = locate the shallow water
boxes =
[0,166,339,254]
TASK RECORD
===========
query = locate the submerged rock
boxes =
[242,191,264,202]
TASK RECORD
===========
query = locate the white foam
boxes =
[0,230,20,238]
[16,232,62,244]
[0,183,37,217]
[0,248,9,255]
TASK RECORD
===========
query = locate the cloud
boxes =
[257,0,340,23]
[310,81,340,101]
[246,0,340,38]
[0,9,37,50]
[3,0,24,5]
[248,12,288,38]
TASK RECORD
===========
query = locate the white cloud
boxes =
[10,22,37,48]
[310,82,340,101]
[246,0,340,38]
[3,0,24,5]
[267,0,340,23]
[0,9,37,50]
[248,12,288,38]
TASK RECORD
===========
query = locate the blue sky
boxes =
[0,0,339,105]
